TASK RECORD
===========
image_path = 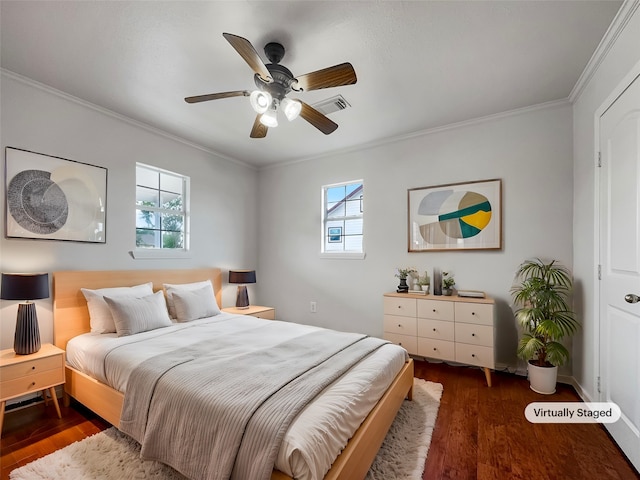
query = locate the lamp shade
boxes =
[1,273,49,300]
[228,270,256,284]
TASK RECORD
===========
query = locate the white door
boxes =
[599,72,640,472]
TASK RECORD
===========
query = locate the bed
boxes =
[52,268,414,480]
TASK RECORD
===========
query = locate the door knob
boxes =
[625,294,640,304]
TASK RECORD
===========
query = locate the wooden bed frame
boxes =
[52,268,414,480]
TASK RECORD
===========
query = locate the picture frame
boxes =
[5,147,107,243]
[408,178,501,252]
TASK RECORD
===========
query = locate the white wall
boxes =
[0,73,259,350]
[258,102,574,371]
[572,3,640,400]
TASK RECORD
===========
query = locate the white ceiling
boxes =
[1,1,621,168]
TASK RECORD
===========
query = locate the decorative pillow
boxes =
[81,282,154,334]
[163,280,220,319]
[104,291,172,337]
[171,285,221,322]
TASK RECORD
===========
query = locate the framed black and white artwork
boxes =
[5,147,107,243]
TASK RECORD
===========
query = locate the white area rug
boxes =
[11,378,442,480]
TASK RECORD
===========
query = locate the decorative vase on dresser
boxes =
[382,292,495,386]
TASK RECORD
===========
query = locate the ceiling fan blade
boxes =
[250,115,268,138]
[223,33,272,83]
[298,101,338,135]
[294,63,357,92]
[185,90,249,103]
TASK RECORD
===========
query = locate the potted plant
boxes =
[416,271,430,291]
[441,271,455,296]
[395,267,416,293]
[510,258,579,394]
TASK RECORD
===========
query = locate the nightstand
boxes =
[0,343,65,434]
[222,305,276,320]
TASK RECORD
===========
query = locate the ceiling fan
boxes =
[185,33,357,138]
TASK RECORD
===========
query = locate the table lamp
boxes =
[228,270,256,309]
[1,273,49,355]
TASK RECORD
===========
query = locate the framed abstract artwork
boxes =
[5,147,107,243]
[408,178,502,252]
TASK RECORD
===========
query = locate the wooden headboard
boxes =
[52,268,222,350]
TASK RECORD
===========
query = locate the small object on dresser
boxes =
[408,290,427,295]
[457,290,486,298]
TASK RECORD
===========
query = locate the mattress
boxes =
[66,313,407,480]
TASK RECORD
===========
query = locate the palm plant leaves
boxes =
[511,258,579,367]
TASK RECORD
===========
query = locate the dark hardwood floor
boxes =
[1,360,638,480]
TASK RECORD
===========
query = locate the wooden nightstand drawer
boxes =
[1,355,63,382]
[1,368,65,400]
[253,309,275,320]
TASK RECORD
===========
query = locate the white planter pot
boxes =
[527,362,558,394]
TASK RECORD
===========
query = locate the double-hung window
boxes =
[321,180,364,258]
[135,163,189,253]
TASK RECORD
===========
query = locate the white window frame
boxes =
[320,180,365,259]
[132,163,191,259]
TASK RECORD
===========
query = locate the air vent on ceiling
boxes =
[312,95,351,115]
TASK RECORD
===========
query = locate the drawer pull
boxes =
[31,381,36,386]
[398,342,403,346]
[397,305,401,309]
[471,354,476,358]
[432,328,436,332]
[472,312,476,316]
[32,366,36,370]
[432,309,436,312]
[433,347,437,351]
[398,324,402,327]
[472,333,476,337]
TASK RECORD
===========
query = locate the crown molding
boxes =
[0,68,254,170]
[265,98,571,170]
[569,0,640,103]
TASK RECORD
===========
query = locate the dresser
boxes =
[0,343,65,434]
[383,292,495,386]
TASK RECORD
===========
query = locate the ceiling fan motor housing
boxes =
[254,63,296,102]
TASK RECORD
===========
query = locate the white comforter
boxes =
[66,313,407,480]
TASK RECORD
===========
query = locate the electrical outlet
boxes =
[310,301,317,313]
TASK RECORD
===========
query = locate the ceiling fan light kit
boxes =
[185,32,357,138]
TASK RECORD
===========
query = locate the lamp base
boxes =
[14,303,41,355]
[235,285,250,309]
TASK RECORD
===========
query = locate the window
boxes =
[322,180,364,257]
[135,163,189,251]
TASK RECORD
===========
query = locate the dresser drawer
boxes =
[417,337,455,362]
[455,302,493,326]
[383,297,416,317]
[455,323,494,347]
[417,299,454,321]
[417,318,455,341]
[455,343,494,368]
[0,354,63,382]
[383,314,417,336]
[1,368,65,401]
[383,332,418,355]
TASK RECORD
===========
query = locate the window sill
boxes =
[319,252,366,260]
[130,249,192,260]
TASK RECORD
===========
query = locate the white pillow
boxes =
[171,285,221,322]
[163,280,220,319]
[81,282,154,333]
[104,291,172,337]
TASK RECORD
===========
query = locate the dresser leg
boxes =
[484,367,492,387]
[48,387,62,418]
[0,400,5,435]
